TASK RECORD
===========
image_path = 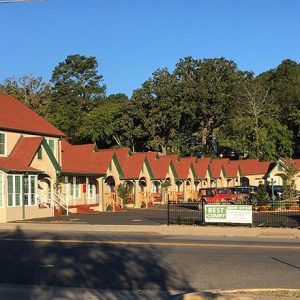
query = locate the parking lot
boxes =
[17,205,168,226]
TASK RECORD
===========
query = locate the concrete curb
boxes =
[174,292,252,300]
[0,222,299,238]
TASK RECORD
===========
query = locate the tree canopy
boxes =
[1,54,299,160]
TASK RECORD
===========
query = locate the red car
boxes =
[198,188,240,205]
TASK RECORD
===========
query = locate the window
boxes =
[0,133,6,155]
[70,177,80,198]
[0,173,3,207]
[24,176,37,205]
[87,181,95,199]
[46,139,55,155]
[37,147,42,159]
[7,175,22,207]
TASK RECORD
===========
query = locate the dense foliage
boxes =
[1,54,299,160]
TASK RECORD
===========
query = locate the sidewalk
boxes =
[0,222,299,238]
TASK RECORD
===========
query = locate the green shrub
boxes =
[256,185,269,206]
[117,184,131,206]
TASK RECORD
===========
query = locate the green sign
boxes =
[205,205,252,224]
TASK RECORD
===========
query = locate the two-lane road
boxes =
[0,229,299,297]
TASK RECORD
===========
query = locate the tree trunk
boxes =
[202,118,214,154]
[160,144,167,155]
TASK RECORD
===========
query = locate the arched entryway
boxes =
[139,177,147,192]
[151,180,161,193]
[240,177,250,186]
[38,175,52,206]
[105,176,116,193]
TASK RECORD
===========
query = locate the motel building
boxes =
[0,94,64,222]
[1,94,299,223]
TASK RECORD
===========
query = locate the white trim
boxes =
[7,174,23,207]
[24,175,38,206]
[46,138,56,158]
[0,172,3,208]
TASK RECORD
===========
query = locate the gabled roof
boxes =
[173,159,195,180]
[134,152,178,180]
[236,159,272,176]
[10,136,43,166]
[0,94,64,137]
[0,157,40,173]
[99,148,131,169]
[61,142,123,176]
[209,159,228,178]
[61,140,104,175]
[121,154,153,179]
[193,159,211,180]
[0,136,43,173]
[223,161,240,178]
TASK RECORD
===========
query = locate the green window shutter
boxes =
[0,133,5,155]
[37,147,42,159]
[7,175,13,206]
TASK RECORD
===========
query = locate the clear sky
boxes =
[0,0,299,96]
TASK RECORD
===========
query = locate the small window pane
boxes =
[37,147,42,159]
[30,176,36,205]
[7,176,13,206]
[0,133,5,155]
[24,177,29,205]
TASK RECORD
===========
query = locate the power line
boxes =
[0,0,45,4]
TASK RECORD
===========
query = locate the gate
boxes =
[167,200,300,228]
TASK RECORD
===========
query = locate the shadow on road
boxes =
[0,227,193,298]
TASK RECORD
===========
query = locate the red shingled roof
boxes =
[293,159,300,170]
[61,141,121,175]
[99,148,131,169]
[236,159,272,175]
[0,157,40,173]
[209,159,228,178]
[10,136,43,166]
[134,152,178,179]
[123,154,148,179]
[61,140,105,175]
[0,136,43,173]
[0,94,64,137]
[173,159,193,180]
[223,161,239,178]
[193,159,210,180]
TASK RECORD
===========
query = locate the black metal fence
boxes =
[167,199,300,228]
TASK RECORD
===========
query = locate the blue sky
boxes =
[0,0,299,96]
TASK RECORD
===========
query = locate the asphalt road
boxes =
[0,229,299,298]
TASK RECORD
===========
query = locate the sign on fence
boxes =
[205,205,252,224]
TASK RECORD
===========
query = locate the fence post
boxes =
[201,198,205,225]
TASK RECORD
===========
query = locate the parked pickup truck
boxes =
[197,188,240,205]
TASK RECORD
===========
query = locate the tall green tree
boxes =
[260,59,300,155]
[130,69,183,154]
[79,94,129,147]
[218,78,294,160]
[49,54,106,143]
[174,57,246,154]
